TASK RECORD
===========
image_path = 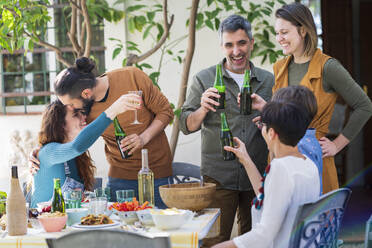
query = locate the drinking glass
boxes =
[63,191,72,209]
[94,187,111,202]
[128,90,142,125]
[83,191,96,205]
[64,190,82,209]
[89,197,108,215]
[116,189,135,203]
[70,190,82,208]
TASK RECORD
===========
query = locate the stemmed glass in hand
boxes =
[128,90,142,125]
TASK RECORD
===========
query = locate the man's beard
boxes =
[81,97,95,115]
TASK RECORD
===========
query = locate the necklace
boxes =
[251,164,271,210]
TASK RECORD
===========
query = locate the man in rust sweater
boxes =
[54,57,173,208]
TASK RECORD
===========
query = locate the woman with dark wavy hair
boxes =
[31,94,140,208]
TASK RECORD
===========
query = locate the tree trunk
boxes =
[169,0,200,159]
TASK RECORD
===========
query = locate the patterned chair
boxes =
[289,188,352,248]
[46,229,171,248]
[172,162,201,184]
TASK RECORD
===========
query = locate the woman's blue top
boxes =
[31,113,112,207]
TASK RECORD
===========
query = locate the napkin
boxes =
[170,231,198,248]
[0,237,47,248]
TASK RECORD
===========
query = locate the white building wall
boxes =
[0,0,282,192]
[0,115,42,192]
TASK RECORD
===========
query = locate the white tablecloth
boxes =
[0,208,220,248]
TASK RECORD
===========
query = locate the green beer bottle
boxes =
[220,113,235,161]
[51,178,65,213]
[214,64,226,109]
[114,117,132,159]
[240,69,252,115]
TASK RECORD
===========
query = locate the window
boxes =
[0,50,51,114]
[0,1,105,115]
[53,1,106,73]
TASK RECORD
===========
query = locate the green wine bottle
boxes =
[114,117,132,159]
[51,178,65,213]
[220,113,235,161]
[240,69,252,115]
[214,64,226,109]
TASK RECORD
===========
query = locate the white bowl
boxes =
[113,209,138,224]
[151,209,194,230]
[136,209,154,226]
[66,208,89,226]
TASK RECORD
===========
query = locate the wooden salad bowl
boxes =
[159,182,216,211]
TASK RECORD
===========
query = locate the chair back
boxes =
[172,162,201,184]
[46,229,171,248]
[289,188,352,248]
[93,177,102,190]
[365,214,372,248]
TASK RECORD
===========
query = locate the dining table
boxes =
[0,208,220,248]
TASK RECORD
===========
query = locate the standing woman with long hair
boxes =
[31,94,140,207]
[272,2,372,193]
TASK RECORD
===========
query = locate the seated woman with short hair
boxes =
[213,101,320,248]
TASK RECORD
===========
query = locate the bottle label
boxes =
[214,85,226,93]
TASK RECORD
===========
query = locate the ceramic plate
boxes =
[71,221,120,229]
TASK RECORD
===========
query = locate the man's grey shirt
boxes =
[180,59,274,191]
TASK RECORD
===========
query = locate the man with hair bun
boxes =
[34,57,174,208]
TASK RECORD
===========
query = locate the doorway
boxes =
[321,0,372,187]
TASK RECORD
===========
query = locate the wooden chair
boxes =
[172,162,201,184]
[289,188,352,248]
[46,229,171,248]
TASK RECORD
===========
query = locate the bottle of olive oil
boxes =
[114,117,132,159]
[6,166,27,236]
[220,113,236,161]
[51,178,65,213]
[214,64,226,109]
[240,69,252,115]
[138,149,154,206]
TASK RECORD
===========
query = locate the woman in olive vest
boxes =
[271,2,372,193]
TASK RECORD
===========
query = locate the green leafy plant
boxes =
[0,0,124,67]
[0,191,6,217]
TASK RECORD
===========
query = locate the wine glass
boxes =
[128,90,142,125]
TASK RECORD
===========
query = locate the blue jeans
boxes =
[107,176,172,209]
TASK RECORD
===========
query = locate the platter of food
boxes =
[71,222,120,229]
[71,214,119,229]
